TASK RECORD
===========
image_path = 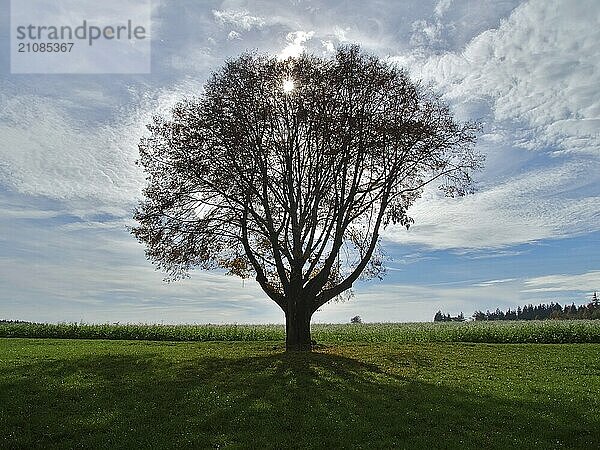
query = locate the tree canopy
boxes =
[133,45,482,350]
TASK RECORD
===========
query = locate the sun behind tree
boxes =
[132,45,482,351]
[282,78,295,93]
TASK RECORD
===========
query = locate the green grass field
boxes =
[1,337,599,449]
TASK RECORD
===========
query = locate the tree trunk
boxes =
[285,298,313,351]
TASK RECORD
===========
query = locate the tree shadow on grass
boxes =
[0,347,597,449]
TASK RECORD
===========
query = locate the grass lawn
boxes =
[1,338,599,449]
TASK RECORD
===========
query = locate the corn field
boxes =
[1,320,599,344]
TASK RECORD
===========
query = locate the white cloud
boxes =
[385,159,600,249]
[321,40,335,53]
[435,0,454,17]
[0,82,202,211]
[398,0,600,157]
[410,19,444,46]
[333,26,350,42]
[522,271,600,294]
[472,278,517,287]
[228,30,241,40]
[0,95,141,204]
[384,0,600,249]
[213,9,266,31]
[278,30,315,59]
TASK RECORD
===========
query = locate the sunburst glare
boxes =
[282,78,295,93]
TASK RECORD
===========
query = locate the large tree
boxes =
[133,46,482,350]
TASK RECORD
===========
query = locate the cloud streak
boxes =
[522,271,600,294]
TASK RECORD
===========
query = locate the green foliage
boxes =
[1,339,598,448]
[1,320,600,344]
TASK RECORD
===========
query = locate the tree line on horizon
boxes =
[433,311,466,322]
[435,292,600,322]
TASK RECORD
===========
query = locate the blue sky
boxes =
[0,0,599,323]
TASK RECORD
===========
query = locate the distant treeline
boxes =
[433,311,465,322]
[435,292,600,322]
[473,301,600,321]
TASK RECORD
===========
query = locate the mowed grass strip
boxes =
[2,320,600,343]
[1,339,599,449]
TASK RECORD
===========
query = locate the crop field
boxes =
[1,338,599,449]
[2,319,600,344]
